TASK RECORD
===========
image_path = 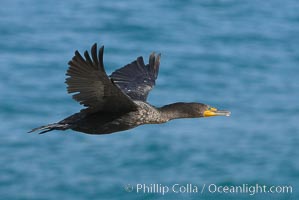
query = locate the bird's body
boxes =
[62,101,165,135]
[29,43,230,135]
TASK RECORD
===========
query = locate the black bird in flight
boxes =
[29,43,230,135]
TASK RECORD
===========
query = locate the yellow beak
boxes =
[203,107,231,117]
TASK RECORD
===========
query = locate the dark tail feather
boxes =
[28,123,70,134]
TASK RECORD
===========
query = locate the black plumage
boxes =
[29,43,230,135]
[110,53,160,101]
[65,45,137,113]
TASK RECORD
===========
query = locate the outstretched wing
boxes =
[110,53,161,102]
[66,43,137,113]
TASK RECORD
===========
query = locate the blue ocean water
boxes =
[1,0,299,199]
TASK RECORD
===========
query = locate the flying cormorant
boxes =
[29,43,230,135]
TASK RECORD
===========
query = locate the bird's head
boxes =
[160,102,231,119]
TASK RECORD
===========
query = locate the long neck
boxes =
[158,102,200,121]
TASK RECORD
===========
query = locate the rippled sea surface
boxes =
[1,0,299,199]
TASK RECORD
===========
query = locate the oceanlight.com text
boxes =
[124,183,292,196]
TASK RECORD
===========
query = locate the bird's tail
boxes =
[28,123,70,134]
